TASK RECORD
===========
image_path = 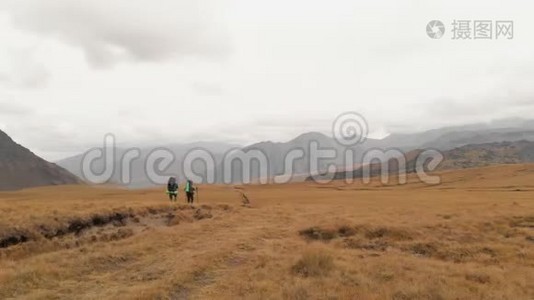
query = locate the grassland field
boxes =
[1,164,534,299]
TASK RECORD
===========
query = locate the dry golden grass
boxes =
[1,164,534,299]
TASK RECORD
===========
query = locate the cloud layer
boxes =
[0,47,50,88]
[0,0,230,68]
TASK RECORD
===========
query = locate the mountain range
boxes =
[2,118,534,191]
[55,118,534,187]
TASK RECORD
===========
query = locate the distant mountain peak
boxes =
[290,131,331,143]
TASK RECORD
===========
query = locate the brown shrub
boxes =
[111,228,134,240]
[344,238,389,251]
[465,273,491,284]
[282,285,309,300]
[364,226,413,241]
[299,227,338,241]
[510,215,534,228]
[193,209,213,220]
[435,247,475,263]
[216,204,233,211]
[291,251,335,277]
[336,225,357,237]
[393,288,445,300]
[407,243,438,257]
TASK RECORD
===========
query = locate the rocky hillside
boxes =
[0,130,80,191]
[314,140,534,181]
[439,140,534,170]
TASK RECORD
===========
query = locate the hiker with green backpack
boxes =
[185,179,197,204]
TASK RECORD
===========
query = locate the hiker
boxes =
[167,177,178,202]
[185,179,196,204]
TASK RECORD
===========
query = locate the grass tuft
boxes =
[291,250,335,277]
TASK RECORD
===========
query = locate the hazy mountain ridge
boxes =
[55,119,534,186]
[222,132,347,183]
[56,142,239,188]
[226,122,534,184]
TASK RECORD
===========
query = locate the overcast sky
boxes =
[0,0,533,160]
